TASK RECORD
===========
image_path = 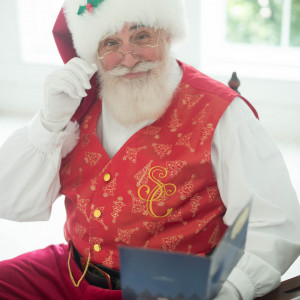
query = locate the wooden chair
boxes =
[255,276,300,300]
[228,71,241,94]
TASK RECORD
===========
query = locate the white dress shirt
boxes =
[0,97,299,300]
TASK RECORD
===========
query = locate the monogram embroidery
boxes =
[138,166,176,218]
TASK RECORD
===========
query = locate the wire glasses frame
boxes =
[96,30,161,65]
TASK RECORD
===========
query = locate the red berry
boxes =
[86,3,93,13]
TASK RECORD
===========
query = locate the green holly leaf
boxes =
[77,5,87,15]
[89,0,104,6]
[77,0,105,15]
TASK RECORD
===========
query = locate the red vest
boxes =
[60,62,255,270]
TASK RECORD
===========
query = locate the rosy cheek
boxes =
[100,60,114,71]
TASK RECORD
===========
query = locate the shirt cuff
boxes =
[227,251,281,300]
[28,111,77,154]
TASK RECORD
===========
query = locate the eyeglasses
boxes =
[97,28,161,67]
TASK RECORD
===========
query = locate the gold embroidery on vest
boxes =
[76,194,90,219]
[72,168,83,191]
[152,144,172,159]
[190,194,202,217]
[75,223,87,239]
[162,235,183,252]
[208,223,220,247]
[103,250,114,268]
[103,173,119,197]
[84,152,102,166]
[143,125,161,139]
[111,196,126,224]
[182,94,204,109]
[169,109,182,132]
[206,186,221,203]
[200,150,211,164]
[178,174,196,201]
[138,166,176,218]
[129,190,148,215]
[115,227,139,244]
[192,103,210,125]
[165,160,187,178]
[82,115,92,129]
[199,123,214,145]
[143,221,165,236]
[123,146,146,163]
[134,160,153,187]
[195,214,216,234]
[167,208,187,225]
[80,134,90,147]
[176,132,195,152]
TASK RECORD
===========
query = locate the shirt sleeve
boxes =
[0,111,79,222]
[211,97,300,299]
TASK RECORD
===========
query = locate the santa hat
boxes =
[63,0,187,64]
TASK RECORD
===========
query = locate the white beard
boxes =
[97,49,182,126]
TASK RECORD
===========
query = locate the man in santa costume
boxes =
[0,0,299,299]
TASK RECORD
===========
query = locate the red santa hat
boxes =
[63,0,187,64]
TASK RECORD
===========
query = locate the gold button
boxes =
[103,173,111,182]
[94,244,101,252]
[94,209,102,218]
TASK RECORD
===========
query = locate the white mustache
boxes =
[105,61,161,77]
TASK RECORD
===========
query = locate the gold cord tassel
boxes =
[68,246,91,288]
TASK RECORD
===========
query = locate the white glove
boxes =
[213,281,242,300]
[41,57,98,132]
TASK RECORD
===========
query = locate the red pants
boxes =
[0,244,122,300]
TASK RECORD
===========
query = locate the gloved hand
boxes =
[41,57,98,132]
[213,280,242,300]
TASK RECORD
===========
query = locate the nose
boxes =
[121,50,140,68]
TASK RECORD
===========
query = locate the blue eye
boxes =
[137,34,149,40]
[105,40,119,47]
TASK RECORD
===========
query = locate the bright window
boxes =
[226,0,300,47]
[199,0,300,80]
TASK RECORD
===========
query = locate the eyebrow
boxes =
[129,24,147,31]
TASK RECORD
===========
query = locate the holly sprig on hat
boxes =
[77,0,104,15]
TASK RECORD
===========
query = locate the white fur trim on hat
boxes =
[63,0,187,63]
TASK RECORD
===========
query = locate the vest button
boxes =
[103,173,111,182]
[94,244,102,252]
[94,209,102,218]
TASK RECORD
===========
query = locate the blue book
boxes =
[119,201,252,300]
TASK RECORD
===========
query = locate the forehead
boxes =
[102,23,156,39]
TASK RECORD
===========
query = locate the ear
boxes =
[161,30,171,46]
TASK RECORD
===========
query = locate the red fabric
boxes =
[52,8,100,124]
[0,244,122,300]
[58,62,250,269]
